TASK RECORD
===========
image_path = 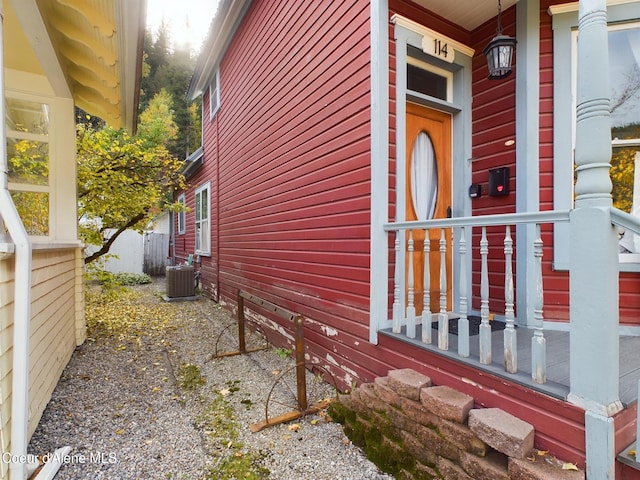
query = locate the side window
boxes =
[5,96,50,236]
[177,194,186,234]
[552,3,640,269]
[194,183,210,255]
[209,69,220,121]
[608,25,640,260]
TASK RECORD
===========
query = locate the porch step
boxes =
[332,368,586,479]
[618,442,640,473]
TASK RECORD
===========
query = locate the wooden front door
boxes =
[405,102,452,315]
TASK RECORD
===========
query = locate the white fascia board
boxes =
[8,0,71,98]
[114,0,146,133]
[549,0,638,15]
[186,0,252,101]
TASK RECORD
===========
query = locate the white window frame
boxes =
[5,93,51,238]
[177,193,186,234]
[209,69,220,121]
[194,183,211,256]
[551,2,640,271]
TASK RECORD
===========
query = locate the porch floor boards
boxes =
[380,323,640,406]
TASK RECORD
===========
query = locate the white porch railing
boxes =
[384,210,571,385]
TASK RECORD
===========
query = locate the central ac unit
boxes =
[166,265,195,298]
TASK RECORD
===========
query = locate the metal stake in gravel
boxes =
[228,291,334,433]
[212,291,270,358]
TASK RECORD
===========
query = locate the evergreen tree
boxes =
[140,22,202,160]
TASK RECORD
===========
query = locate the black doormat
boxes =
[431,315,508,336]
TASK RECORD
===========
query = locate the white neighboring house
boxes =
[85,211,171,276]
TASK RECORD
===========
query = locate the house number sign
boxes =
[422,33,455,63]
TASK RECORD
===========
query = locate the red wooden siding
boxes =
[469,7,518,316]
[538,0,570,322]
[184,0,375,387]
[180,0,639,469]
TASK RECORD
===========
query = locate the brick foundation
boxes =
[328,368,585,480]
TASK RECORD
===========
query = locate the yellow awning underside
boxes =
[4,0,145,131]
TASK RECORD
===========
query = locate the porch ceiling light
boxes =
[483,0,517,80]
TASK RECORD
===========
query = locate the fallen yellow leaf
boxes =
[562,463,579,471]
[115,429,125,435]
[310,419,319,425]
[288,423,300,432]
[537,450,548,456]
[628,449,637,457]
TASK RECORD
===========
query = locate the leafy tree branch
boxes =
[79,90,187,264]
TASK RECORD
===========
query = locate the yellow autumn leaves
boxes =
[528,449,579,471]
[85,287,178,341]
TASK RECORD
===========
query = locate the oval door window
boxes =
[411,131,438,220]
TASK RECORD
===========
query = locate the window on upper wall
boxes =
[177,194,186,234]
[194,183,210,255]
[209,69,220,121]
[552,3,640,270]
[5,96,50,237]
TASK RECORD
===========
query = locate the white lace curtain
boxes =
[410,131,438,221]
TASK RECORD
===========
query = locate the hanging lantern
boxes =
[483,0,517,79]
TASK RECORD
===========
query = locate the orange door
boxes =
[405,102,452,315]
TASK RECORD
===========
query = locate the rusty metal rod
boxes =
[294,315,307,412]
[238,290,311,426]
[237,292,246,353]
[239,291,298,322]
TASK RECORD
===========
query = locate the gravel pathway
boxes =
[28,280,393,480]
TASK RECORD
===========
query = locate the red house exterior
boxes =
[177,0,640,477]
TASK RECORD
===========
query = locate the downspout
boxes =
[0,3,34,479]
[169,208,175,266]
[215,114,220,302]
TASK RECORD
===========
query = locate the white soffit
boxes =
[411,0,520,31]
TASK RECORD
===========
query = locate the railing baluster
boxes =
[406,230,416,339]
[479,226,491,364]
[392,230,402,334]
[383,212,577,393]
[439,228,447,315]
[532,223,547,384]
[422,228,432,344]
[458,226,469,357]
[438,228,448,350]
[504,225,517,373]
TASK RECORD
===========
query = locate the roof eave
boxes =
[114,0,147,133]
[186,0,252,101]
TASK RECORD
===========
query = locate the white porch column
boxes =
[569,0,622,416]
[568,0,622,477]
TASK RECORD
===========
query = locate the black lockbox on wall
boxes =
[488,167,510,196]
